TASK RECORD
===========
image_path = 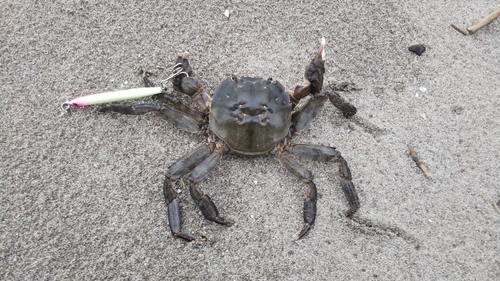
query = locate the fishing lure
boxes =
[62,87,163,109]
[61,63,187,114]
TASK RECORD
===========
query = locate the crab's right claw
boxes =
[306,38,326,94]
[292,38,326,101]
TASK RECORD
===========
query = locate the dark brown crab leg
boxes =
[277,144,360,240]
[291,144,360,217]
[277,154,318,240]
[164,145,214,241]
[290,92,328,134]
[164,144,232,241]
[99,103,203,134]
[188,147,233,226]
[99,74,206,133]
[328,90,357,118]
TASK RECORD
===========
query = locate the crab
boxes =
[100,38,360,241]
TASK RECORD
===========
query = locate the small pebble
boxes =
[408,44,426,56]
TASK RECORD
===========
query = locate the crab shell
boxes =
[210,77,292,155]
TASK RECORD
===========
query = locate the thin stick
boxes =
[493,200,500,214]
[407,144,434,181]
[450,23,469,35]
[467,8,500,33]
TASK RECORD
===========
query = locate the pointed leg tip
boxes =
[174,232,196,242]
[214,217,235,226]
[345,207,359,218]
[295,223,312,240]
[98,106,110,112]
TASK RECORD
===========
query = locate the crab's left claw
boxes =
[171,53,212,111]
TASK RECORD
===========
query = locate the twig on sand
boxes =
[451,8,500,35]
[467,8,500,33]
[450,23,469,35]
[493,200,500,214]
[407,144,434,181]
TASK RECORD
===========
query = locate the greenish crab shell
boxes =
[209,77,293,155]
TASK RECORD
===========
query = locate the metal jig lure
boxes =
[61,63,187,115]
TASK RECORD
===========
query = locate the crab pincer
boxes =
[292,38,326,101]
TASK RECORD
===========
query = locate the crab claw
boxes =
[306,38,326,94]
[318,37,325,60]
[291,38,326,101]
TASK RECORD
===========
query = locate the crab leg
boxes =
[291,144,360,217]
[163,145,214,241]
[164,180,196,241]
[290,89,356,135]
[277,154,318,240]
[99,103,204,134]
[327,90,357,118]
[155,92,206,121]
[290,92,328,134]
[188,147,233,225]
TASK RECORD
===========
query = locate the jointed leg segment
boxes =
[278,154,318,240]
[276,144,359,240]
[188,147,233,225]
[163,144,231,241]
[291,144,360,217]
[99,103,203,134]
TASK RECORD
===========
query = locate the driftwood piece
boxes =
[467,8,500,33]
[407,144,434,181]
[451,7,500,35]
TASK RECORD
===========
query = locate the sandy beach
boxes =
[1,1,499,279]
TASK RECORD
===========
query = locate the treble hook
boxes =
[160,63,189,91]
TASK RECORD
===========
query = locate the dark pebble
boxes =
[408,44,426,56]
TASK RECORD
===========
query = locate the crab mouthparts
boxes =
[231,108,270,125]
[236,114,269,125]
